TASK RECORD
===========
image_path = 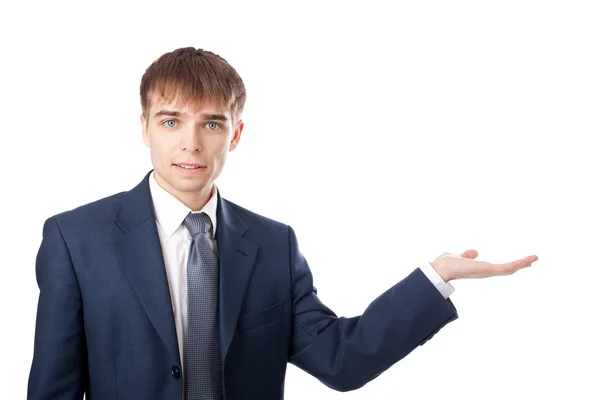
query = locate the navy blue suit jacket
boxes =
[28,170,459,399]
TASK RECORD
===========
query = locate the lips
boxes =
[173,163,206,174]
[173,163,205,170]
[173,163,203,167]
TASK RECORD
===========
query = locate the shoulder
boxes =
[221,197,291,238]
[44,190,128,237]
[53,190,126,220]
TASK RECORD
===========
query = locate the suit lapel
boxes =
[113,170,180,364]
[112,170,259,366]
[215,190,258,362]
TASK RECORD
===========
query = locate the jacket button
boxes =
[171,365,181,379]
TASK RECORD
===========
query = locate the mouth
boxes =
[173,163,206,173]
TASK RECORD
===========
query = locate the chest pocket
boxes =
[237,300,284,332]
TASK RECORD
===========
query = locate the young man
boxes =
[28,47,538,400]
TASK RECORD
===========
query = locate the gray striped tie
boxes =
[183,212,222,400]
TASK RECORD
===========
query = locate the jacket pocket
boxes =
[237,300,284,332]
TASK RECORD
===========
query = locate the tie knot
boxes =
[184,212,212,236]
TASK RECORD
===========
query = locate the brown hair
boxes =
[140,47,246,125]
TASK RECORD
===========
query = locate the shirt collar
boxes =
[148,170,219,238]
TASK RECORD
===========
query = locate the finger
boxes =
[518,255,538,267]
[525,255,539,263]
[499,255,538,267]
[524,255,539,267]
[493,257,536,274]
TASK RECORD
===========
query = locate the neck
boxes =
[153,171,214,211]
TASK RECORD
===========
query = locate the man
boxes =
[27,47,538,400]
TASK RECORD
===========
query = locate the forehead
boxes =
[148,92,230,118]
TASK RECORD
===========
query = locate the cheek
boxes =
[150,137,177,159]
[207,138,231,160]
[216,146,230,164]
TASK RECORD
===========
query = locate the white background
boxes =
[1,0,599,399]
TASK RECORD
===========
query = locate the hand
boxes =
[430,249,538,282]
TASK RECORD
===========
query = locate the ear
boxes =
[229,120,244,152]
[141,113,150,147]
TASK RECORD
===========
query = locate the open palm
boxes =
[430,249,539,282]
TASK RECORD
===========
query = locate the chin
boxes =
[179,180,210,192]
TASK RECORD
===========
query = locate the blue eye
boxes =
[164,120,177,128]
[207,122,220,130]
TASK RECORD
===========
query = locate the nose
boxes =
[179,125,202,152]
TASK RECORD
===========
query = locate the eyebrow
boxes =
[153,110,228,121]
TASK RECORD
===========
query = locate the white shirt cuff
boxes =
[419,262,455,299]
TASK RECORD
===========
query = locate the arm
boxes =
[28,217,88,400]
[287,225,458,392]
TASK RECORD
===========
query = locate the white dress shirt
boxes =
[148,171,455,367]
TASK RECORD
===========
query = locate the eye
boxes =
[163,120,178,128]
[206,122,221,130]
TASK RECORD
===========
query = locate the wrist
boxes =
[431,260,452,282]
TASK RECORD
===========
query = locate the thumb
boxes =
[461,249,479,259]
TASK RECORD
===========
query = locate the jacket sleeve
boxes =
[28,217,88,400]
[287,225,459,392]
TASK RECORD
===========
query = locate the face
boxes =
[141,93,243,210]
